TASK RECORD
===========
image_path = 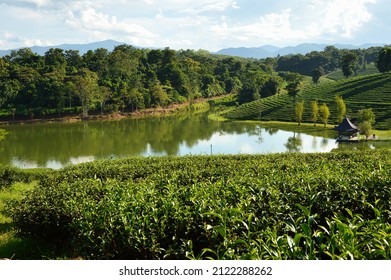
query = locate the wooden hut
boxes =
[333,117,359,142]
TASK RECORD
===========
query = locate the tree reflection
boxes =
[285,133,302,152]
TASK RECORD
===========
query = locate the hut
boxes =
[333,117,359,142]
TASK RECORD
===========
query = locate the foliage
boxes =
[340,51,358,78]
[295,101,305,126]
[0,46,276,118]
[335,95,346,123]
[223,73,391,129]
[358,108,376,125]
[276,46,381,76]
[319,103,330,128]
[0,165,51,190]
[359,121,373,140]
[310,100,319,127]
[376,47,391,73]
[311,67,324,84]
[8,151,391,260]
[357,108,376,140]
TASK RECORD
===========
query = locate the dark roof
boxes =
[333,117,358,133]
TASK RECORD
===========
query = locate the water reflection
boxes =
[3,112,387,169]
[285,133,302,152]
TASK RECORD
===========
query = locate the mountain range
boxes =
[0,40,387,59]
[0,39,125,57]
[215,43,386,59]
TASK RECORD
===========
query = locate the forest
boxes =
[0,44,388,120]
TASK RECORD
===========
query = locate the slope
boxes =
[223,73,391,130]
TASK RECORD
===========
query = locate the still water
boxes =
[0,112,384,169]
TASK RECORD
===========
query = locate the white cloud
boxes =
[2,32,51,48]
[0,0,386,51]
[210,9,308,46]
[64,2,157,45]
[207,0,378,47]
[180,0,239,15]
[303,0,377,38]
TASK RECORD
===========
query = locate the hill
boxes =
[215,43,386,59]
[2,41,386,59]
[223,73,391,130]
[0,40,126,56]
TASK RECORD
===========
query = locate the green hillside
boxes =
[325,63,380,81]
[224,73,391,130]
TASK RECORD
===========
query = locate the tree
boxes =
[376,46,391,73]
[358,108,375,124]
[261,76,283,97]
[72,68,99,118]
[310,100,319,126]
[44,48,66,72]
[295,100,305,126]
[238,71,267,104]
[356,108,375,140]
[319,103,330,128]
[286,81,302,102]
[340,51,358,78]
[311,67,324,84]
[359,121,373,140]
[96,86,112,114]
[335,95,346,123]
[284,72,304,102]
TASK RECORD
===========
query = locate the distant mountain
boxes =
[215,43,387,59]
[0,39,127,56]
[1,40,387,58]
[216,47,275,59]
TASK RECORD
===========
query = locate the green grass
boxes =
[5,151,391,260]
[0,182,39,259]
[0,180,72,260]
[244,120,391,139]
[223,72,391,129]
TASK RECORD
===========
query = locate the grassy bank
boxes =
[254,121,391,140]
[0,182,54,259]
[0,96,221,126]
[1,151,390,260]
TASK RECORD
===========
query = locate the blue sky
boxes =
[0,0,390,51]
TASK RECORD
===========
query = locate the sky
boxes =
[0,0,390,51]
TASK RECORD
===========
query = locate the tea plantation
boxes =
[223,73,391,129]
[2,151,390,259]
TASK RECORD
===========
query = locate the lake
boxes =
[0,112,387,169]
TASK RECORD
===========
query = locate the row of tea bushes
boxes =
[9,151,391,259]
[0,165,51,189]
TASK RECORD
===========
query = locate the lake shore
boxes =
[0,96,217,126]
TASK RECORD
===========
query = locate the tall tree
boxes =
[295,100,305,126]
[340,51,358,78]
[335,95,346,123]
[44,48,66,73]
[311,67,324,84]
[357,108,375,140]
[72,68,99,118]
[358,108,375,124]
[310,100,319,127]
[283,72,304,102]
[376,46,391,73]
[319,103,330,128]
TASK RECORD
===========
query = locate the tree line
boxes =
[295,96,376,139]
[0,46,282,119]
[273,45,390,79]
[0,44,390,120]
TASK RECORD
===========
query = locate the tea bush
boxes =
[10,151,391,259]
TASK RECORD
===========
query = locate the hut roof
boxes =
[333,117,358,133]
